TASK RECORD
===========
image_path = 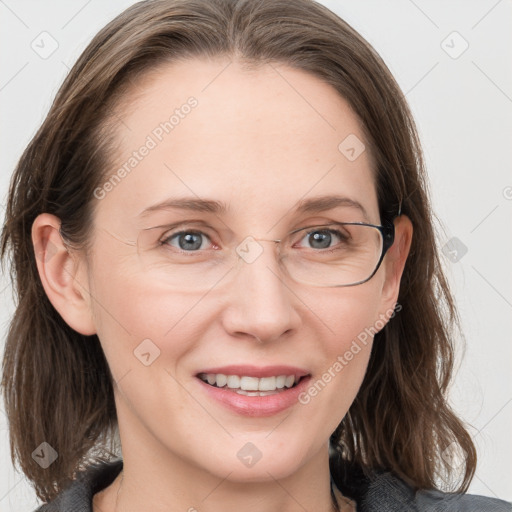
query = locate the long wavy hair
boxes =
[1,0,476,503]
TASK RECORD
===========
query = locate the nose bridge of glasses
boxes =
[254,237,282,244]
[232,235,283,268]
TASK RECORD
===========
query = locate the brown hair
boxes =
[1,0,476,503]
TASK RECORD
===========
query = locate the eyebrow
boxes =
[138,194,369,220]
[294,195,369,221]
[139,197,227,217]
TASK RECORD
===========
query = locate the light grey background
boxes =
[1,0,511,510]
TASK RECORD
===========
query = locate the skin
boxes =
[32,57,412,512]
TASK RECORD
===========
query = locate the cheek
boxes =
[88,268,218,435]
[311,279,384,350]
[87,255,212,377]
[296,283,383,420]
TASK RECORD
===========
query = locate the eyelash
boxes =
[160,230,216,251]
[159,226,347,252]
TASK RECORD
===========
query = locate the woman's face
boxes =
[67,58,409,480]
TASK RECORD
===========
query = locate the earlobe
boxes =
[31,213,97,335]
[380,215,413,307]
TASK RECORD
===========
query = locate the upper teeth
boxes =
[199,373,297,391]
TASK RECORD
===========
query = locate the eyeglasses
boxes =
[136,221,395,290]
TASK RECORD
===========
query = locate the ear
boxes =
[379,215,413,313]
[31,213,96,335]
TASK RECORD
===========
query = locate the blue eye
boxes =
[299,229,343,249]
[163,231,211,251]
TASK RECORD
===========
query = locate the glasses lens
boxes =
[135,223,385,290]
[282,223,384,287]
[136,227,237,290]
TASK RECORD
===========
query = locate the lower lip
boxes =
[196,376,312,417]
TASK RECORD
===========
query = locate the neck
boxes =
[99,412,344,512]
[115,449,338,512]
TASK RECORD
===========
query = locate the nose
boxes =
[220,239,301,344]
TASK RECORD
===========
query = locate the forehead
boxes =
[95,57,379,231]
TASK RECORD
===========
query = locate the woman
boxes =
[1,0,510,510]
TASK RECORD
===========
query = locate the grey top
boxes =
[35,457,511,512]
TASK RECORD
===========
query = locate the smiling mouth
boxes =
[197,373,308,396]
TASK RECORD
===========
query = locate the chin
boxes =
[198,436,314,483]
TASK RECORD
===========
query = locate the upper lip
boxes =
[196,365,310,379]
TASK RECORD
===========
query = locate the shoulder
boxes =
[329,456,511,512]
[34,459,123,512]
[415,486,512,512]
[366,472,512,512]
